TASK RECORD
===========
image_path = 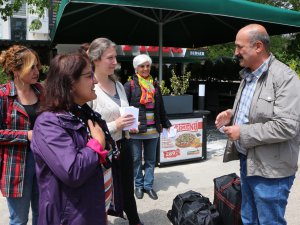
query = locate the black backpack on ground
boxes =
[167,190,220,225]
[213,173,243,225]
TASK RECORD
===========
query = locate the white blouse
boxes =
[90,81,130,141]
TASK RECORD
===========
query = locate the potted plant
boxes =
[162,69,193,114]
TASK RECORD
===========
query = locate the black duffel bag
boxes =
[213,173,243,225]
[167,190,220,225]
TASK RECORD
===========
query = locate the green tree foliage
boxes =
[251,0,300,78]
[204,0,300,60]
[287,59,300,76]
[206,36,290,57]
[1,0,52,20]
[0,66,8,84]
[0,0,58,30]
[251,0,300,10]
[205,0,300,79]
[207,42,235,60]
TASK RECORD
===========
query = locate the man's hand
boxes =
[215,109,233,129]
[223,125,240,141]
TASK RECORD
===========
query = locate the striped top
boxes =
[130,102,159,139]
[101,148,113,212]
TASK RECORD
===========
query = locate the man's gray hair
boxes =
[249,30,270,53]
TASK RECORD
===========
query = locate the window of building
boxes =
[10,0,27,40]
[11,18,27,40]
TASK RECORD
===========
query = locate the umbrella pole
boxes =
[158,21,163,83]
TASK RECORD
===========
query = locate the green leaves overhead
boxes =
[0,0,58,31]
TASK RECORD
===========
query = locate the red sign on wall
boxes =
[119,45,205,58]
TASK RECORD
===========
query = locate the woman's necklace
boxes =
[68,111,91,139]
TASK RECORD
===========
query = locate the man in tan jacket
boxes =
[215,24,300,225]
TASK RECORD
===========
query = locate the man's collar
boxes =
[240,54,272,81]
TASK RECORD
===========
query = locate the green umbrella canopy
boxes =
[51,0,300,47]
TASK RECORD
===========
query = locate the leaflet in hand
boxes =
[161,127,177,138]
[119,106,139,130]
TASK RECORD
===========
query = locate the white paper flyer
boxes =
[119,106,139,130]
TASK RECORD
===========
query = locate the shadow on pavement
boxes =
[154,171,189,191]
[108,209,171,225]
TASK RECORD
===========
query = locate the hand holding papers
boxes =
[218,125,225,133]
[162,126,177,138]
[119,106,139,130]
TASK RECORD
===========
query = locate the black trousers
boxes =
[118,139,140,225]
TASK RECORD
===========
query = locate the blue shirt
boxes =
[234,56,271,155]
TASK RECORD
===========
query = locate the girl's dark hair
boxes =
[41,53,89,112]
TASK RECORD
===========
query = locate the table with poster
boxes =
[157,110,210,166]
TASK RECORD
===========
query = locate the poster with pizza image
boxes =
[159,118,203,163]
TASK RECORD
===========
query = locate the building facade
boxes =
[0,1,56,65]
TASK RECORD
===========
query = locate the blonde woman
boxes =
[88,38,143,225]
[0,45,43,225]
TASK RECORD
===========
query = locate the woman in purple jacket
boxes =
[31,53,123,225]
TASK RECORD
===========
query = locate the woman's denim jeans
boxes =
[130,138,159,190]
[240,154,294,225]
[6,151,39,225]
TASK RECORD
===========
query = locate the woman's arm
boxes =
[0,96,28,145]
[31,113,100,188]
[156,86,172,128]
